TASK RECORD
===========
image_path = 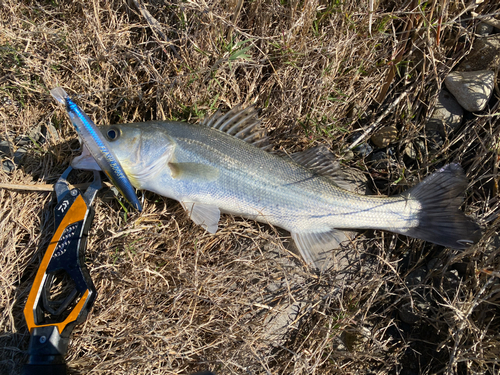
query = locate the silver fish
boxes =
[72,107,481,268]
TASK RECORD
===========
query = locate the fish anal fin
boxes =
[202,106,268,148]
[291,229,353,270]
[181,201,220,234]
[168,162,219,181]
[290,146,355,191]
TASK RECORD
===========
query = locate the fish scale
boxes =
[170,122,415,232]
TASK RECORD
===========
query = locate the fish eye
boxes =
[106,128,120,141]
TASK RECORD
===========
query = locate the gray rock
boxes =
[398,300,430,325]
[342,167,371,195]
[370,150,390,169]
[406,268,427,287]
[15,124,41,146]
[445,70,495,112]
[343,149,354,161]
[427,90,463,137]
[2,160,15,173]
[405,139,426,160]
[476,22,493,36]
[42,122,60,143]
[399,302,419,324]
[341,327,371,352]
[427,258,443,271]
[13,147,27,165]
[457,34,500,72]
[405,142,417,160]
[353,142,373,158]
[0,140,12,156]
[425,129,444,152]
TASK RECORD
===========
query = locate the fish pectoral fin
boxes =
[181,201,221,234]
[291,229,353,271]
[169,162,219,181]
[71,144,102,171]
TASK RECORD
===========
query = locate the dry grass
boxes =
[1,0,500,374]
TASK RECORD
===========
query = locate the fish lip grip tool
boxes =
[22,166,101,375]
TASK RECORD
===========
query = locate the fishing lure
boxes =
[50,87,142,211]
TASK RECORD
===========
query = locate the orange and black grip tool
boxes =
[22,167,101,375]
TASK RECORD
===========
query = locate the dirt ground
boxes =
[1,1,499,374]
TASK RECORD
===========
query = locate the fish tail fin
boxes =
[401,164,481,249]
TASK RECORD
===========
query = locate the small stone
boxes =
[404,140,425,159]
[415,139,425,153]
[370,126,398,148]
[399,302,419,324]
[370,150,389,169]
[16,124,41,146]
[343,149,354,161]
[1,97,13,106]
[406,268,427,287]
[0,140,12,156]
[2,160,15,173]
[404,142,418,160]
[426,90,463,137]
[399,301,431,325]
[13,147,27,165]
[445,70,495,112]
[427,258,443,271]
[425,129,444,152]
[353,143,373,158]
[457,34,500,72]
[342,327,371,352]
[41,123,60,143]
[476,22,493,36]
[442,270,460,297]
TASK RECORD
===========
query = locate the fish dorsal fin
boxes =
[290,146,353,191]
[291,229,353,270]
[181,201,221,234]
[202,106,270,150]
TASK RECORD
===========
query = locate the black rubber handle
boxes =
[22,326,69,375]
[21,362,67,375]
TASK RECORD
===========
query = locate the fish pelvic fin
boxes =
[291,229,353,270]
[401,164,481,249]
[181,201,221,234]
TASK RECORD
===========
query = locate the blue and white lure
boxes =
[50,87,142,211]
